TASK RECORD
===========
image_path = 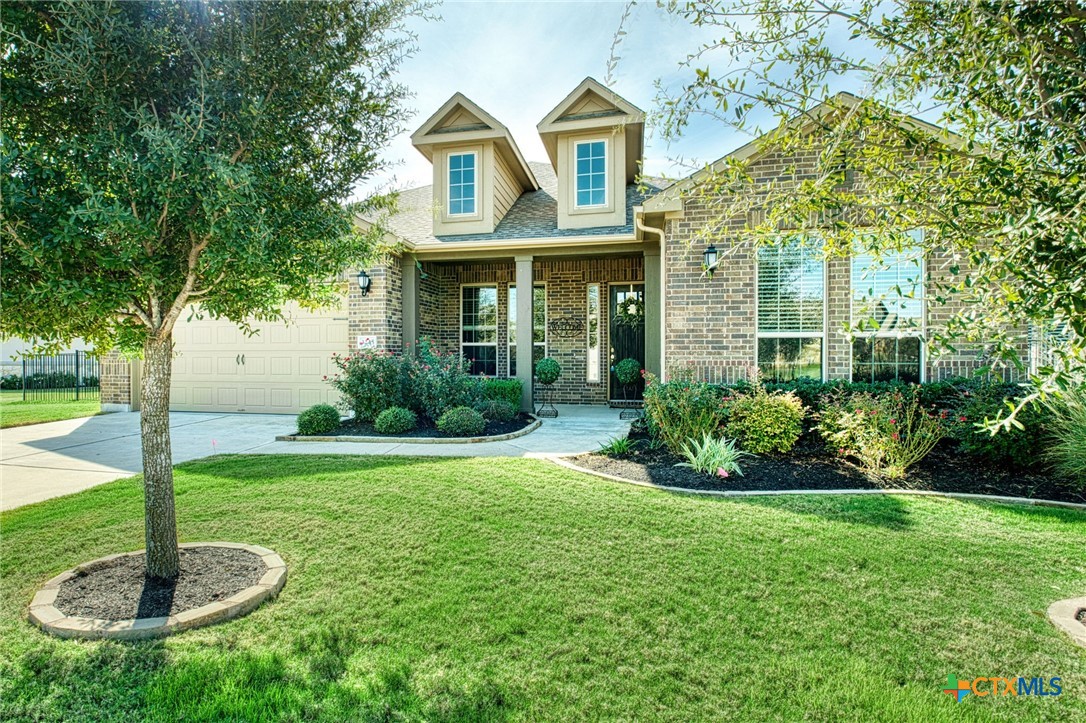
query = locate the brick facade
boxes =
[100,350,138,411]
[348,257,403,353]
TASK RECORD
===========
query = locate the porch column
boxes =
[515,255,534,412]
[401,254,419,353]
[644,243,662,378]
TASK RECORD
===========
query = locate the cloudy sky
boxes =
[360,0,741,196]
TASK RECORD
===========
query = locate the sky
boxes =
[359,0,736,196]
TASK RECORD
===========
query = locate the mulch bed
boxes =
[53,547,266,621]
[313,413,535,439]
[571,433,1086,504]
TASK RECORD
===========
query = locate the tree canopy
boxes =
[653,0,1086,405]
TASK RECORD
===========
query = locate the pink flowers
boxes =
[959,415,967,422]
[892,432,900,440]
[716,467,729,478]
[889,418,897,425]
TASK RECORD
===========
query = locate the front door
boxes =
[609,284,645,401]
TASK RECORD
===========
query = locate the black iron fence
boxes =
[2,351,101,401]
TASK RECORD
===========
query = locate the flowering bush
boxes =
[948,385,1045,468]
[723,378,805,454]
[328,351,404,422]
[642,370,727,454]
[403,339,484,421]
[818,389,945,479]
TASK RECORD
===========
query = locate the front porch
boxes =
[396,248,662,410]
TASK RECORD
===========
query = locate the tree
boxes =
[652,0,1086,420]
[1,0,420,578]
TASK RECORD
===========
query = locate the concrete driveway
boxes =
[1,406,630,511]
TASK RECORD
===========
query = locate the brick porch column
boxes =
[644,243,662,378]
[515,255,534,412]
[401,254,419,353]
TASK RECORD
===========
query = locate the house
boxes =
[101,79,1014,414]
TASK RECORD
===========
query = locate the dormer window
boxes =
[574,139,607,208]
[448,152,477,216]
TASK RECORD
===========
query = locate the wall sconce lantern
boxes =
[703,244,718,280]
[356,269,372,296]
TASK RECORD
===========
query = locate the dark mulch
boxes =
[53,547,266,620]
[572,433,1086,504]
[312,413,534,439]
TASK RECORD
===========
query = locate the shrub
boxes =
[437,406,486,437]
[483,378,522,409]
[535,357,561,385]
[405,339,484,421]
[948,384,1045,467]
[374,406,417,435]
[724,385,805,454]
[1043,387,1086,486]
[297,404,341,435]
[0,374,20,390]
[476,399,516,423]
[818,390,945,479]
[642,371,727,454]
[328,351,403,422]
[674,433,750,477]
[614,358,642,386]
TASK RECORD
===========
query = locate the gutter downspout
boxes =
[635,212,668,383]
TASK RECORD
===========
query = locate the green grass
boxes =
[0,390,102,428]
[1,455,1084,721]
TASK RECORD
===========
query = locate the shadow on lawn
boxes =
[720,491,913,530]
[12,629,513,722]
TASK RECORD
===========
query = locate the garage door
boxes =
[170,301,348,413]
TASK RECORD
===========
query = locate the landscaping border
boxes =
[28,542,287,641]
[1047,596,1086,649]
[548,455,1086,512]
[275,415,541,444]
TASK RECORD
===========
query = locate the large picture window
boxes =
[448,152,477,216]
[508,285,546,377]
[462,286,497,376]
[574,140,607,208]
[757,237,825,381]
[851,232,924,383]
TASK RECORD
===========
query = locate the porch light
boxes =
[356,269,372,296]
[703,244,719,279]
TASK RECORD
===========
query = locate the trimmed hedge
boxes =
[483,378,522,409]
[437,406,486,437]
[374,406,417,435]
[297,404,341,435]
[476,399,516,423]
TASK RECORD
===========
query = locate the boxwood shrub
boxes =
[297,404,341,436]
[476,399,516,423]
[374,406,417,435]
[483,378,522,409]
[437,406,486,437]
[724,389,805,454]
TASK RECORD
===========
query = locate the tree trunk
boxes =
[141,333,180,579]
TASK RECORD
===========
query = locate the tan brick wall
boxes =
[100,350,134,409]
[416,256,644,404]
[663,146,1027,385]
[348,256,403,354]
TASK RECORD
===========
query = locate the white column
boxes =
[515,255,534,412]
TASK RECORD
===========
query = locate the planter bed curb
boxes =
[1047,596,1086,649]
[548,455,1086,512]
[276,415,541,444]
[28,542,287,641]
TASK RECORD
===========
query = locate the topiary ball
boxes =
[615,357,642,386]
[297,404,341,435]
[437,406,486,437]
[535,357,561,385]
[374,406,417,435]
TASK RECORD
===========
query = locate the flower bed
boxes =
[288,413,536,440]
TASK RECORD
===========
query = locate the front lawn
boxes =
[0,390,102,428]
[1,455,1083,721]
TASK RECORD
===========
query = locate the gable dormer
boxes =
[411,93,538,236]
[537,78,644,231]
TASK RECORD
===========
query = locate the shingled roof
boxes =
[384,162,662,245]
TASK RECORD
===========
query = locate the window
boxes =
[851,232,924,383]
[574,140,607,207]
[448,152,476,216]
[461,286,497,375]
[587,284,601,382]
[508,285,546,376]
[757,237,825,381]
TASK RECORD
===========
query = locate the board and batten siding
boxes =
[493,151,519,223]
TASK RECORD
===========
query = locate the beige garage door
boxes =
[170,301,348,414]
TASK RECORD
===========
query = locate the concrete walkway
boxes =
[1,405,630,511]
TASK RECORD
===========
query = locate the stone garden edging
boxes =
[1047,596,1086,649]
[547,455,1086,512]
[275,415,541,444]
[28,542,287,641]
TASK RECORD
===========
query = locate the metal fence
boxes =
[13,351,101,402]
